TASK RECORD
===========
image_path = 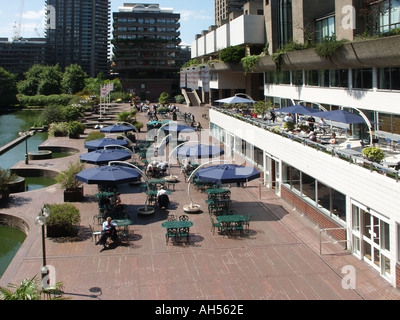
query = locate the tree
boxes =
[253,100,273,118]
[158,92,169,106]
[17,65,63,96]
[0,67,18,106]
[360,0,389,35]
[61,64,87,94]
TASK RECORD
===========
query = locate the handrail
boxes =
[319,227,350,255]
[212,106,400,182]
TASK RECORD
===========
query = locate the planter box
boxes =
[64,186,84,202]
[46,225,78,238]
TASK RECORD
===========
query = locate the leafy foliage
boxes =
[158,92,169,106]
[66,121,85,135]
[85,130,105,142]
[0,275,65,300]
[241,55,261,73]
[117,110,137,124]
[55,160,85,189]
[220,45,246,63]
[0,168,18,194]
[314,39,347,59]
[46,203,81,228]
[253,100,273,118]
[48,122,69,137]
[282,121,295,131]
[362,146,385,162]
[18,64,63,96]
[174,94,185,104]
[61,64,87,94]
[272,41,309,70]
[0,67,18,106]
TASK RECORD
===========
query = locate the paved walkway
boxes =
[1,102,400,300]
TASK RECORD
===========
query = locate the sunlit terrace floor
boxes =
[1,103,400,301]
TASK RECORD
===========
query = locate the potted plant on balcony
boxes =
[362,146,385,163]
[55,160,85,202]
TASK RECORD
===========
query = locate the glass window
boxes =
[316,16,335,42]
[378,67,391,89]
[305,70,319,86]
[381,220,390,251]
[291,167,301,193]
[317,181,331,212]
[330,69,339,87]
[301,173,315,201]
[339,69,349,88]
[332,190,346,221]
[277,0,293,48]
[292,70,303,86]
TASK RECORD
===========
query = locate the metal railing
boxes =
[319,227,351,255]
[212,107,400,182]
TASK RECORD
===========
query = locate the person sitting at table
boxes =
[329,133,338,144]
[157,186,170,209]
[308,131,320,143]
[156,160,168,174]
[146,162,154,176]
[96,216,119,252]
[183,160,193,175]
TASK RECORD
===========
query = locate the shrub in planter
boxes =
[55,160,85,202]
[48,122,69,137]
[46,203,81,237]
[282,121,295,131]
[362,146,385,163]
[0,168,18,204]
[85,130,105,142]
[67,121,85,139]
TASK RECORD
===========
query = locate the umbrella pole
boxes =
[186,159,229,209]
[108,161,150,211]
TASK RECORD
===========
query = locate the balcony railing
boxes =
[211,106,400,182]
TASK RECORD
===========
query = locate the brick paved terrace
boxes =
[1,102,400,301]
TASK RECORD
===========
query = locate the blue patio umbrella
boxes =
[312,110,366,124]
[100,124,136,133]
[79,149,132,165]
[215,96,255,104]
[160,123,196,134]
[273,105,321,115]
[84,137,128,151]
[195,164,260,185]
[177,144,225,159]
[76,164,141,185]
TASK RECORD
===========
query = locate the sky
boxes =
[0,0,215,45]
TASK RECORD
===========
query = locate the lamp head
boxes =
[34,215,46,226]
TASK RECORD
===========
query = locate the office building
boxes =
[0,38,47,78]
[112,3,181,102]
[46,0,111,77]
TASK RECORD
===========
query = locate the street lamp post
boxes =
[19,131,33,165]
[35,205,50,287]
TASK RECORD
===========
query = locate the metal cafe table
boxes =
[146,189,172,205]
[161,220,193,244]
[205,188,231,199]
[113,219,133,241]
[216,214,247,236]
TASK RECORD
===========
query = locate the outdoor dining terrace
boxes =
[212,106,400,182]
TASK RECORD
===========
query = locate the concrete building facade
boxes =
[190,0,400,288]
[112,3,181,102]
